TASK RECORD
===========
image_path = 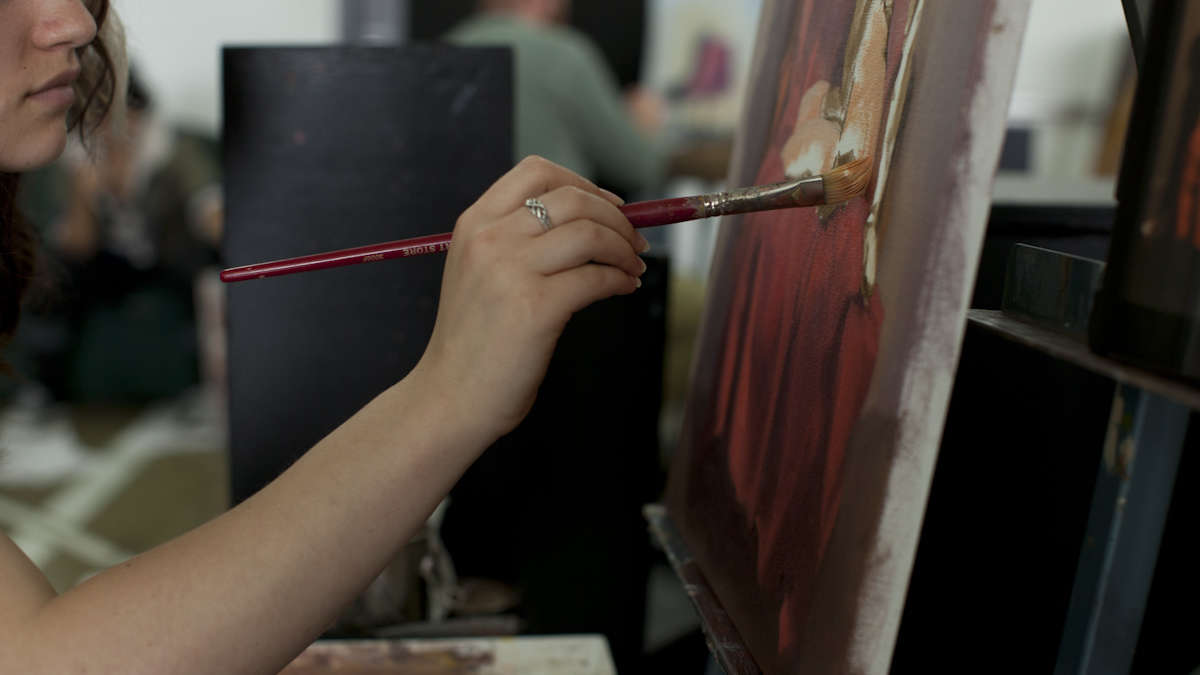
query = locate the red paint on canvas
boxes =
[671,0,912,666]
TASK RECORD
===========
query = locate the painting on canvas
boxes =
[664,1,1030,672]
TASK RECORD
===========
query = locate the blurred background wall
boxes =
[120,0,341,135]
[1005,0,1132,186]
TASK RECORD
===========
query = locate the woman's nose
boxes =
[31,0,98,52]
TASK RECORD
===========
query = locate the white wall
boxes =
[1007,0,1131,180]
[1010,0,1130,123]
[114,0,341,135]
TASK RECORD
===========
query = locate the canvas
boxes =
[664,1,1030,672]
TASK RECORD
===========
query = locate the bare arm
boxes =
[0,157,649,675]
[1,374,481,674]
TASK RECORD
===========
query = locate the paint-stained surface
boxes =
[664,1,1030,672]
[280,637,615,675]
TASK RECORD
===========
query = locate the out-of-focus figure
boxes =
[447,0,668,193]
[16,69,221,403]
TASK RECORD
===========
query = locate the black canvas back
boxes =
[223,46,513,502]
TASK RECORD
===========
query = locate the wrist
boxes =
[396,357,502,454]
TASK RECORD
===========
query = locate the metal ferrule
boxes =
[700,175,826,218]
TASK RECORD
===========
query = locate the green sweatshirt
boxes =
[448,13,665,192]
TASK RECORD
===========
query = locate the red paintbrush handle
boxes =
[220,196,708,283]
[220,232,451,282]
[620,197,705,228]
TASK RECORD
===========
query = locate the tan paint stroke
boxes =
[776,0,920,297]
[864,0,925,296]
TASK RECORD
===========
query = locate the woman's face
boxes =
[0,0,97,172]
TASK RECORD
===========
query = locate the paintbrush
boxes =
[220,156,872,283]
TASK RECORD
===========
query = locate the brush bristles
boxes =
[822,156,874,203]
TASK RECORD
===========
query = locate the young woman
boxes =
[0,1,647,673]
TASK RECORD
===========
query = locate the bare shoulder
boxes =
[0,532,56,628]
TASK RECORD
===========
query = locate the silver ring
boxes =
[525,197,553,232]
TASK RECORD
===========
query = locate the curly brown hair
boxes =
[0,0,123,369]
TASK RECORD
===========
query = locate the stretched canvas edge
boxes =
[850,2,1033,672]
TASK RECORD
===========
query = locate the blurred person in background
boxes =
[16,67,221,404]
[447,0,671,194]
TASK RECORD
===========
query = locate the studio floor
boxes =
[0,390,228,591]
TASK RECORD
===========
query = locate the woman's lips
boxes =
[28,68,80,109]
[28,85,76,109]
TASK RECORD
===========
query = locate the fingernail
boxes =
[638,258,648,275]
[602,189,626,205]
[636,234,651,253]
[635,277,643,288]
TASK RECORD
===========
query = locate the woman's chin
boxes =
[0,125,68,172]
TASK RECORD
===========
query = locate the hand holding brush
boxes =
[221,156,873,283]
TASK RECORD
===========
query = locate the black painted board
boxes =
[223,46,513,503]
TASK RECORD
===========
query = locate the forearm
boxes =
[10,368,486,675]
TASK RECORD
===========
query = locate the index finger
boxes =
[467,156,625,222]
